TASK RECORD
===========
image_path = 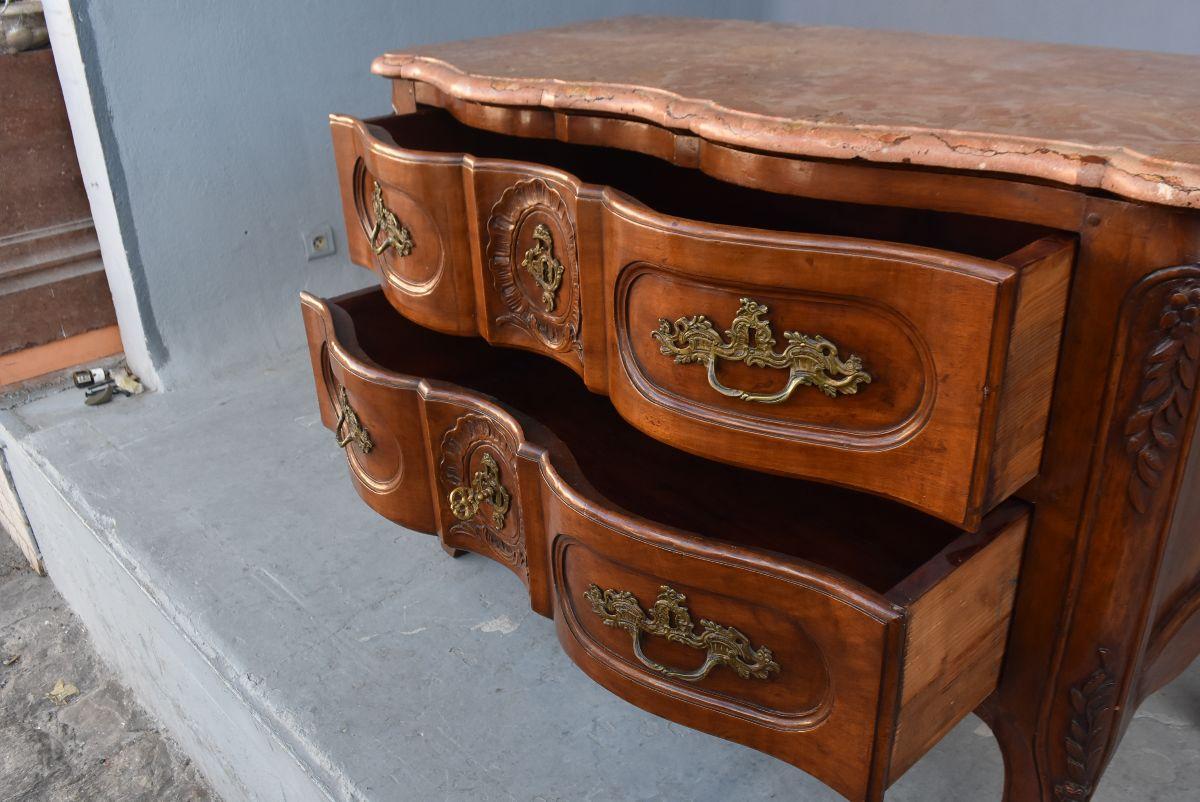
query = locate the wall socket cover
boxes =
[303,225,336,261]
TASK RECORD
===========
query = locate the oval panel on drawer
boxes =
[353,159,445,294]
[321,346,405,494]
[300,292,437,534]
[557,537,832,725]
[617,263,933,446]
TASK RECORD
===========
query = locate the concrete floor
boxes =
[2,359,1200,801]
[0,532,213,801]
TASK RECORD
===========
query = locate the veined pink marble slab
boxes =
[373,17,1200,209]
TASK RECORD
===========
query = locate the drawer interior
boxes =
[338,289,974,594]
[372,109,1055,261]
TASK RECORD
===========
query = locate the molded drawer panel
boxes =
[330,110,1073,527]
[302,288,1029,802]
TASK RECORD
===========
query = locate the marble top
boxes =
[373,17,1200,209]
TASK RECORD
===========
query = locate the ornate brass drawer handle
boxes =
[583,584,780,682]
[335,386,374,454]
[366,180,414,257]
[448,453,510,528]
[520,223,564,312]
[652,297,871,404]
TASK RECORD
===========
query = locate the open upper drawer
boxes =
[329,109,1075,528]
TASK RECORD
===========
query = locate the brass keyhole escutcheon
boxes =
[448,452,510,529]
[520,223,564,312]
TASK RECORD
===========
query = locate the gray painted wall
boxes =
[765,0,1200,55]
[69,1,763,387]
[71,1,1199,387]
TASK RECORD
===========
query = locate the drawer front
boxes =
[606,208,1074,528]
[302,291,545,597]
[424,399,534,584]
[333,117,476,338]
[303,288,1029,802]
[548,503,900,802]
[330,112,1073,527]
[301,294,435,534]
[476,171,586,370]
[332,114,591,377]
[548,496,1025,802]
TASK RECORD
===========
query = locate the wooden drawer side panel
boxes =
[301,292,437,534]
[986,236,1077,507]
[888,513,1029,780]
[330,114,479,337]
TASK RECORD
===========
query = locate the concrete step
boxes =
[1,356,1192,801]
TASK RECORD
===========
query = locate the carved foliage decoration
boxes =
[1125,280,1200,513]
[1054,649,1116,802]
[439,414,525,570]
[486,178,582,355]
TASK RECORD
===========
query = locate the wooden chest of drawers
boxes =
[302,18,1200,802]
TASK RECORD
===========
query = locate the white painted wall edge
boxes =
[42,0,162,392]
[0,447,43,574]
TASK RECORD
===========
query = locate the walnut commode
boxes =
[302,18,1200,802]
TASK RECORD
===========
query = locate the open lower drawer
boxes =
[330,107,1074,528]
[301,288,1028,802]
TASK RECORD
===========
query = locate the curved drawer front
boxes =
[479,173,585,364]
[547,511,897,802]
[301,294,435,534]
[332,114,589,377]
[302,288,1029,802]
[302,291,538,591]
[605,212,1073,528]
[340,126,472,337]
[330,112,1073,527]
[427,403,531,578]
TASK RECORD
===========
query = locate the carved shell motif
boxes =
[486,178,582,356]
[438,414,526,571]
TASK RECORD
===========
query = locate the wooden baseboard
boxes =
[0,325,123,387]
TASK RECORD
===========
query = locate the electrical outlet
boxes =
[303,225,336,261]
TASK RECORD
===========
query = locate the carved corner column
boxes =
[987,263,1200,802]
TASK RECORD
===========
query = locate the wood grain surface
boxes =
[331,109,1074,528]
[303,287,1028,802]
